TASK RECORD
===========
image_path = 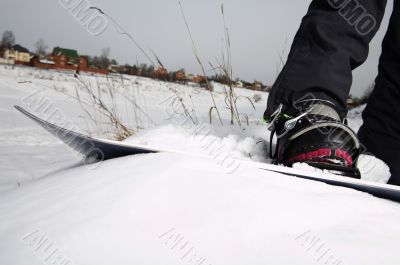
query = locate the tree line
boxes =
[0,30,271,90]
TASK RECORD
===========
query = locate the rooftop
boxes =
[53,47,79,59]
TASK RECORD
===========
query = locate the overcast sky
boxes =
[0,0,394,96]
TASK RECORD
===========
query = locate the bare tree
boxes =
[98,47,111,69]
[0,30,15,50]
[100,47,110,60]
[34,38,48,58]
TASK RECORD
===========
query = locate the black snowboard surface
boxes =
[15,105,159,161]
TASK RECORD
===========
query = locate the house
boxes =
[4,44,32,65]
[31,56,63,70]
[174,70,186,82]
[154,67,169,80]
[186,74,194,81]
[0,57,14,65]
[52,47,79,64]
[32,47,108,75]
[191,75,207,84]
[235,80,244,88]
[108,64,129,73]
[252,81,263,91]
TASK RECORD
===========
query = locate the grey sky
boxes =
[0,0,394,96]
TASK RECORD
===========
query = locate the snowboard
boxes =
[15,105,400,203]
[14,105,162,161]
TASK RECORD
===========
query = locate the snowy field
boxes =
[1,65,400,265]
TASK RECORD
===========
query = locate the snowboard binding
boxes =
[266,100,361,178]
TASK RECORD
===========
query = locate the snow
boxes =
[125,124,270,163]
[1,65,400,264]
[2,153,400,265]
[39,59,55,65]
[357,154,391,183]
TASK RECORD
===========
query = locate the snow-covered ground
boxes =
[1,65,400,265]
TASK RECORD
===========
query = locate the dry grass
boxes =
[209,4,255,126]
[68,75,157,141]
[178,1,223,126]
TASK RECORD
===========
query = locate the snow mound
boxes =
[125,124,270,163]
[1,153,400,265]
[292,162,333,174]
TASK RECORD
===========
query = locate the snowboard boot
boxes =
[266,100,360,177]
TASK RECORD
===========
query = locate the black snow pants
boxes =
[265,0,400,184]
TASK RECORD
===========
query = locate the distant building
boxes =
[0,58,14,65]
[108,64,128,73]
[52,47,79,64]
[174,70,186,82]
[186,74,194,81]
[235,81,244,88]
[4,44,32,65]
[252,81,263,91]
[32,47,108,75]
[154,67,169,80]
[191,75,207,84]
